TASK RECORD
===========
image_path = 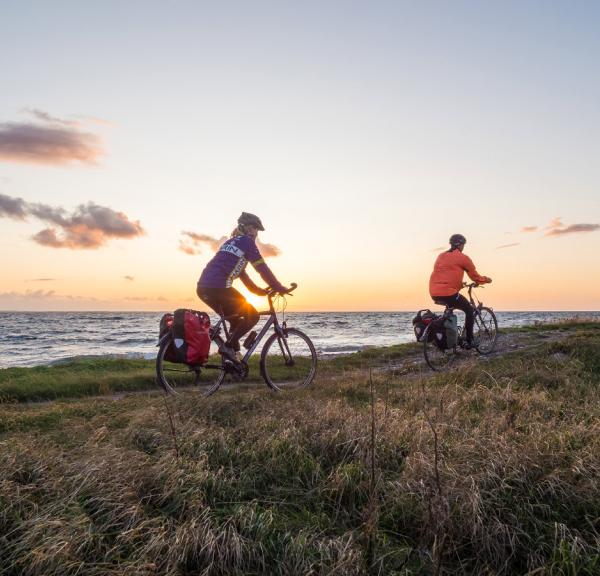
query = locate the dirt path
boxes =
[382,329,570,376]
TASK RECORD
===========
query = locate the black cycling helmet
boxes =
[449,233,466,247]
[238,212,265,231]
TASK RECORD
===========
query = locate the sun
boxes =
[238,288,269,311]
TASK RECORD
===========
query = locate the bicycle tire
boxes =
[260,328,317,391]
[423,321,457,371]
[474,306,498,355]
[156,333,225,397]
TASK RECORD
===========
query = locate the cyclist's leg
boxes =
[452,294,474,344]
[224,288,259,351]
[197,286,258,351]
[433,293,474,344]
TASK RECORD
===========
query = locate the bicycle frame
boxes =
[205,291,290,368]
[466,283,484,310]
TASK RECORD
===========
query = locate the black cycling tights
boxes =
[197,286,259,351]
[432,293,474,344]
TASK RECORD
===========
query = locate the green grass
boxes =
[0,358,157,402]
[0,322,599,574]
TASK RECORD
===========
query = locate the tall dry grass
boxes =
[1,325,599,574]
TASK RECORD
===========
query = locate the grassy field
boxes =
[1,322,599,575]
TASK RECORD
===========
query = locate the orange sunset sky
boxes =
[1,2,599,312]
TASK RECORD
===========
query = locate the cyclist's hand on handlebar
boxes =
[253,287,270,296]
[272,282,297,296]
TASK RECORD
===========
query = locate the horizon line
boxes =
[2,309,600,314]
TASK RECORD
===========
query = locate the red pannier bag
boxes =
[159,309,211,365]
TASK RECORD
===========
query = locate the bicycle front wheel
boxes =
[260,328,317,391]
[156,333,225,397]
[423,323,457,371]
[474,307,498,354]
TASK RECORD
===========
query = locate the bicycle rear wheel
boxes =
[423,322,457,371]
[474,306,498,354]
[260,328,317,391]
[156,333,225,397]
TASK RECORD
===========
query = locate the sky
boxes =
[1,0,599,311]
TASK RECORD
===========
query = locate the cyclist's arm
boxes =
[239,270,268,295]
[462,254,491,284]
[242,237,287,292]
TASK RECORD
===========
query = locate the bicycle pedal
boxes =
[242,331,257,349]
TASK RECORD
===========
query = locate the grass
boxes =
[0,321,599,574]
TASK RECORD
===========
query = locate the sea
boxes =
[1,311,599,369]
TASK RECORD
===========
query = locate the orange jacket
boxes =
[429,250,490,297]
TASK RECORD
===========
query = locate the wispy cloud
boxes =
[546,222,600,237]
[0,289,57,299]
[26,278,56,282]
[431,246,446,252]
[180,231,225,254]
[123,275,135,281]
[0,193,145,249]
[23,108,79,127]
[521,226,538,233]
[0,109,104,165]
[257,240,281,258]
[496,242,520,249]
[179,231,281,258]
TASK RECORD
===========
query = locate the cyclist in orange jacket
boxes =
[429,234,492,348]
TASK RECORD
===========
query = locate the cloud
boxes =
[180,231,225,253]
[179,231,281,258]
[1,289,56,299]
[123,275,135,281]
[178,240,200,255]
[0,193,28,219]
[546,223,600,237]
[26,278,56,282]
[521,226,537,233]
[545,217,563,230]
[0,193,145,249]
[124,295,169,302]
[431,246,446,252]
[257,240,281,258]
[0,109,104,165]
[23,108,79,127]
[496,242,520,249]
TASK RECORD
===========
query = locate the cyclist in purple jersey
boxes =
[197,212,290,362]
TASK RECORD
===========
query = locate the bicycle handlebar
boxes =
[267,282,298,299]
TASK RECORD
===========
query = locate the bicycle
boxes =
[156,283,318,396]
[422,282,498,371]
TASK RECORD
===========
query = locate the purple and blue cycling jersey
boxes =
[198,234,285,292]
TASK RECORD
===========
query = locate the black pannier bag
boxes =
[159,313,175,361]
[412,309,436,342]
